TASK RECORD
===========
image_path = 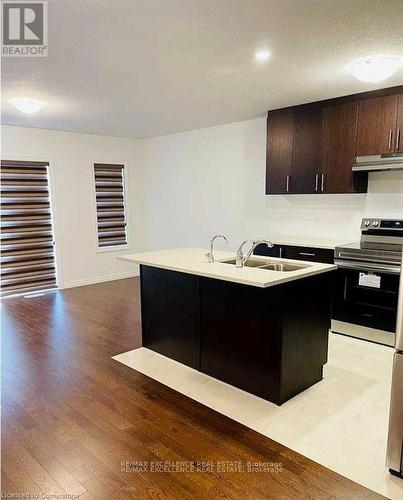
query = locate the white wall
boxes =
[3,118,402,291]
[138,117,403,252]
[1,125,142,288]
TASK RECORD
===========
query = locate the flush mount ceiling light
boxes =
[346,55,403,83]
[255,50,271,62]
[9,97,46,113]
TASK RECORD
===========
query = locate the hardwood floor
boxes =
[1,278,384,499]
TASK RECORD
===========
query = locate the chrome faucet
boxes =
[236,240,273,268]
[206,234,228,263]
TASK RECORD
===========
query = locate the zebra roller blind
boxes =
[94,163,128,248]
[1,160,57,296]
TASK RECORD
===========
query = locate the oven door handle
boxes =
[335,259,401,275]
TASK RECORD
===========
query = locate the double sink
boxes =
[220,258,308,272]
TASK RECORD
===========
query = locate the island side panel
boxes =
[140,265,200,369]
[199,276,284,403]
[279,272,334,404]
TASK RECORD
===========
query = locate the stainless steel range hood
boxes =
[352,153,403,172]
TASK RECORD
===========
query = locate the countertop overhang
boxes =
[119,248,336,288]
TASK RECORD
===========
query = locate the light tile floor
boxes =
[113,333,403,498]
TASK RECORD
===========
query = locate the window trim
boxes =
[91,160,132,253]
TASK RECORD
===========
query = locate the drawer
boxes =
[254,243,281,257]
[254,243,334,263]
[282,245,334,264]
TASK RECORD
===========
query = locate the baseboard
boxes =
[60,271,139,289]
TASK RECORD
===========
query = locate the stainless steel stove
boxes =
[332,218,403,346]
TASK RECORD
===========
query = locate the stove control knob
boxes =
[372,220,379,227]
[364,220,370,227]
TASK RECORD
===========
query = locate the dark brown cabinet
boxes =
[396,93,403,153]
[253,243,281,258]
[140,266,200,369]
[140,264,333,405]
[292,108,323,194]
[265,85,403,195]
[356,94,398,156]
[322,102,358,194]
[281,245,334,264]
[199,272,333,405]
[254,243,334,264]
[266,112,293,194]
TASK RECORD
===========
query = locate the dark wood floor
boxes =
[1,278,385,499]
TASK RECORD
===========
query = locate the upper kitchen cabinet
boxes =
[265,85,403,195]
[396,93,403,153]
[356,94,398,156]
[266,107,324,195]
[291,107,323,194]
[265,112,293,194]
[322,101,359,193]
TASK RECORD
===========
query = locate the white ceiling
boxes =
[2,0,403,138]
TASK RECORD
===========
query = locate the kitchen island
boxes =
[120,248,336,405]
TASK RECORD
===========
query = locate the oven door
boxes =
[332,260,400,333]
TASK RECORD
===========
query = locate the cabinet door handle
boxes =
[286,175,290,192]
[299,252,315,257]
[396,128,401,151]
[315,174,319,192]
[388,129,394,150]
[279,247,283,258]
[321,174,325,192]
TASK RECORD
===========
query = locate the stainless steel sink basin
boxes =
[220,258,308,272]
[259,262,306,272]
[221,258,266,267]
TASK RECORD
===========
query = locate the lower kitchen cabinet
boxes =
[199,273,332,404]
[140,264,333,405]
[140,265,200,369]
[199,277,282,400]
[282,245,334,264]
[253,243,282,257]
[254,243,334,264]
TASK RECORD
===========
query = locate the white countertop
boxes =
[268,236,354,250]
[119,248,336,288]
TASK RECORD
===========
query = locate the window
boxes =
[1,160,57,296]
[94,163,128,248]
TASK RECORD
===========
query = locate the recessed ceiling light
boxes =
[346,55,403,83]
[255,50,271,62]
[9,97,46,114]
